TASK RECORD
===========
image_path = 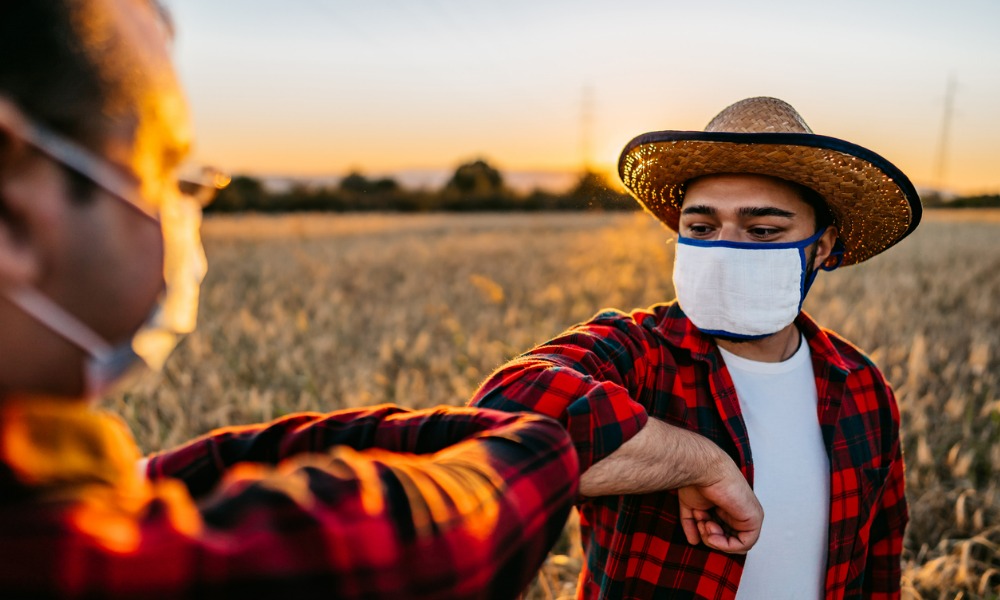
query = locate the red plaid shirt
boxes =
[0,401,578,599]
[471,302,907,599]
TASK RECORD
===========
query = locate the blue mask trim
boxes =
[696,328,772,341]
[803,237,845,296]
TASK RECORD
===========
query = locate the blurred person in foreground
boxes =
[471,97,919,599]
[0,2,580,598]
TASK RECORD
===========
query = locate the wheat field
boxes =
[105,210,1000,599]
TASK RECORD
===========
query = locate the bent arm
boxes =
[472,310,762,553]
[579,417,729,496]
[35,407,579,599]
[471,311,654,474]
[197,408,580,599]
[146,404,516,497]
[581,417,763,554]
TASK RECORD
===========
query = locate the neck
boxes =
[714,323,801,363]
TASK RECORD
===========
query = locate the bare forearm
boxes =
[581,417,763,553]
[579,418,728,497]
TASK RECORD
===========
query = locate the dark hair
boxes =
[0,1,171,199]
[0,1,112,150]
[793,182,836,232]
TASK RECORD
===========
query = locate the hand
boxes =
[677,460,763,554]
[577,416,763,554]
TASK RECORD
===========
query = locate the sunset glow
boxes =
[170,0,1000,195]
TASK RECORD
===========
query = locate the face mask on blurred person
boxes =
[3,193,207,397]
[672,228,839,340]
[0,117,218,397]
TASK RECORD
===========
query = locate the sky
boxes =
[168,0,1000,195]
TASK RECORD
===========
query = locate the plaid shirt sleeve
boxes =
[862,446,908,598]
[147,404,559,497]
[4,405,578,599]
[470,309,650,473]
[861,386,909,599]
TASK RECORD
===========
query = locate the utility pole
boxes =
[934,75,957,190]
[580,85,594,174]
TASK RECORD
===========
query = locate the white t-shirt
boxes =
[720,336,830,600]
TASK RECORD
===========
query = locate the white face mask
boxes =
[0,115,213,398]
[2,194,207,397]
[672,228,837,339]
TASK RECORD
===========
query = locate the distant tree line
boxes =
[206,159,636,213]
[921,192,1000,209]
[207,160,999,214]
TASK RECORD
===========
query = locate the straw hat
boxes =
[618,97,922,265]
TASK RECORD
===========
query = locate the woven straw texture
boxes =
[619,97,918,266]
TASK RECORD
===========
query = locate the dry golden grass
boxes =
[106,210,1000,599]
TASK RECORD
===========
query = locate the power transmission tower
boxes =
[934,75,957,190]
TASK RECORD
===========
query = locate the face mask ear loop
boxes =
[803,236,845,296]
[821,239,846,272]
[1,285,114,360]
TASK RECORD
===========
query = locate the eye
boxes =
[748,227,781,240]
[686,224,715,237]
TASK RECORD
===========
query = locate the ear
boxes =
[0,96,43,287]
[812,225,840,271]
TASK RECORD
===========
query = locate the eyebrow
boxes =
[738,206,796,219]
[680,204,716,216]
[679,205,796,219]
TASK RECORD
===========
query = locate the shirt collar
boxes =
[654,302,854,373]
[794,311,854,373]
[654,302,718,362]
[0,397,147,503]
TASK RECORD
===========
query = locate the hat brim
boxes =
[618,131,922,266]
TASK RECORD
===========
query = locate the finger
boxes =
[692,509,713,522]
[702,531,753,554]
[679,505,701,545]
[703,520,724,537]
[702,522,761,554]
[714,510,762,547]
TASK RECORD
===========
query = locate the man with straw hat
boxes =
[472,96,918,598]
